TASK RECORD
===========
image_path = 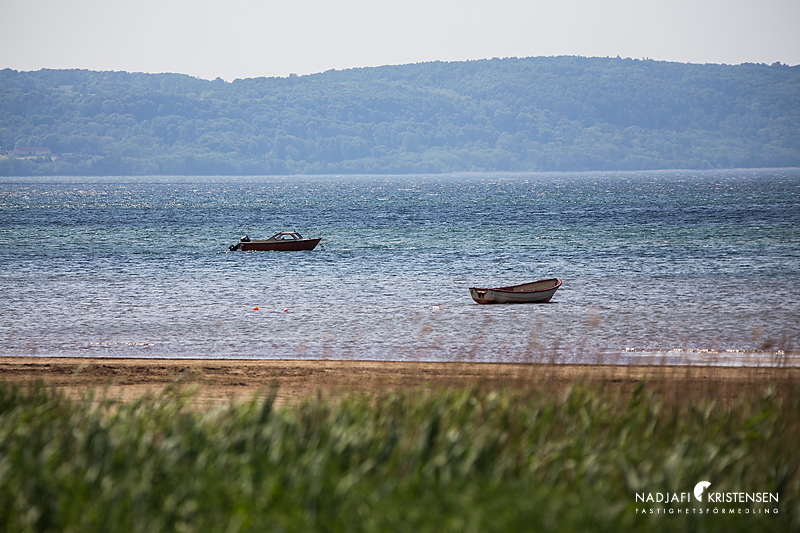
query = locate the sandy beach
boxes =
[1,357,796,406]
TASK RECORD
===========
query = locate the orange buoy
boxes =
[253,306,259,311]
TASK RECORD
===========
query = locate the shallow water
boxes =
[1,170,798,365]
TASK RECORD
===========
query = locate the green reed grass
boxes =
[0,378,798,532]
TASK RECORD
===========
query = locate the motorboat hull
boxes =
[237,238,320,251]
[469,278,561,304]
[230,231,321,251]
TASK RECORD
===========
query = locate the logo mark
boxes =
[694,481,711,502]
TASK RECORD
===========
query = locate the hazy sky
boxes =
[3,0,798,81]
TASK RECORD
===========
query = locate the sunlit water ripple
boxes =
[1,170,798,365]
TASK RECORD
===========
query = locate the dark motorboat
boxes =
[469,278,561,304]
[229,231,321,251]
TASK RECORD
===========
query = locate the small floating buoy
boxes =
[432,305,440,311]
[283,308,288,312]
[253,306,259,311]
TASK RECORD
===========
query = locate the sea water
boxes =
[1,170,798,365]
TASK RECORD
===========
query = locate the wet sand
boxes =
[1,357,796,406]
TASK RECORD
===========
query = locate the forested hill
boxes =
[1,56,799,176]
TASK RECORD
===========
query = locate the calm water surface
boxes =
[1,170,798,365]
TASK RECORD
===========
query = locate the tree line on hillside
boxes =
[1,56,799,176]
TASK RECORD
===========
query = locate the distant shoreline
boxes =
[1,357,796,406]
[2,166,799,179]
[4,59,798,176]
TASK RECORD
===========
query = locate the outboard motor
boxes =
[229,234,250,251]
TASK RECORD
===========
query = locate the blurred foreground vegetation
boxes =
[0,377,798,532]
[2,56,799,176]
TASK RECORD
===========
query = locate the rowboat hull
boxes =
[237,238,320,251]
[469,278,561,304]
